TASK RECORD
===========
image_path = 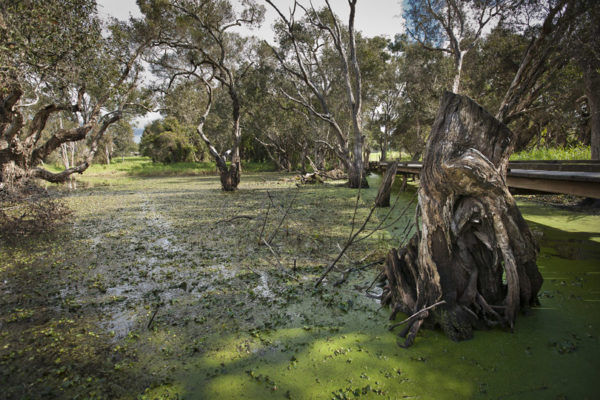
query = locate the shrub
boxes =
[139,117,200,163]
[0,181,71,240]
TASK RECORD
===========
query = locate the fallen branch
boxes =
[147,303,161,330]
[315,203,377,288]
[215,215,254,224]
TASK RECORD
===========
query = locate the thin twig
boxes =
[257,198,272,244]
[147,303,161,330]
[389,300,446,331]
[215,215,254,224]
[262,238,283,268]
[354,194,416,244]
[333,258,385,287]
[365,269,385,296]
[336,242,353,262]
[267,186,299,244]
[315,202,378,287]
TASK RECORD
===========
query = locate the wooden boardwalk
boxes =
[369,160,600,199]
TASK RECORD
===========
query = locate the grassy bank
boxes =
[511,145,591,160]
[370,145,592,162]
[47,156,277,180]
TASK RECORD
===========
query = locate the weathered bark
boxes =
[220,161,240,191]
[196,80,240,191]
[382,92,543,347]
[0,84,99,186]
[375,161,398,207]
[347,163,368,188]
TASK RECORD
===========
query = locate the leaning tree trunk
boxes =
[382,92,543,347]
[375,161,398,207]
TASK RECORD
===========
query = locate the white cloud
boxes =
[96,0,142,21]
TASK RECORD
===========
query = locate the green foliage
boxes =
[94,120,138,164]
[139,118,198,163]
[111,121,138,157]
[61,156,277,178]
[510,145,591,161]
[0,0,101,87]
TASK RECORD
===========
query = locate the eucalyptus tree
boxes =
[139,0,264,191]
[562,0,600,159]
[361,37,406,162]
[404,0,512,93]
[265,0,369,188]
[386,35,451,160]
[0,0,151,186]
[239,41,336,172]
[463,24,585,152]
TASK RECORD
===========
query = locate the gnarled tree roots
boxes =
[379,92,543,347]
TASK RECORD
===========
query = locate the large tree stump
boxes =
[382,92,543,347]
[375,161,398,207]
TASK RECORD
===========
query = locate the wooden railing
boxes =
[369,160,600,199]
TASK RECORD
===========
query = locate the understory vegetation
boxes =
[370,145,593,162]
[510,145,592,161]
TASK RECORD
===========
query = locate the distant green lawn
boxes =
[47,156,277,179]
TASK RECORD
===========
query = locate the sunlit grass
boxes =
[47,156,277,178]
[511,145,591,160]
[368,151,414,162]
[369,145,592,163]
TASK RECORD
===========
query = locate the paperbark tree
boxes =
[568,0,600,160]
[265,0,368,188]
[140,0,264,191]
[404,0,511,93]
[0,1,150,187]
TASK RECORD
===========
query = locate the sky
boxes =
[95,0,406,133]
[96,0,406,41]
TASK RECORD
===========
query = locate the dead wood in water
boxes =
[375,161,398,207]
[381,92,543,347]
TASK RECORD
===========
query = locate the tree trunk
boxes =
[220,161,240,192]
[381,92,543,347]
[582,60,600,160]
[348,162,368,188]
[381,124,389,162]
[375,161,398,207]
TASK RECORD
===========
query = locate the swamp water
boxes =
[0,173,598,399]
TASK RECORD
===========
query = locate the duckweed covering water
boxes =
[1,173,598,399]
